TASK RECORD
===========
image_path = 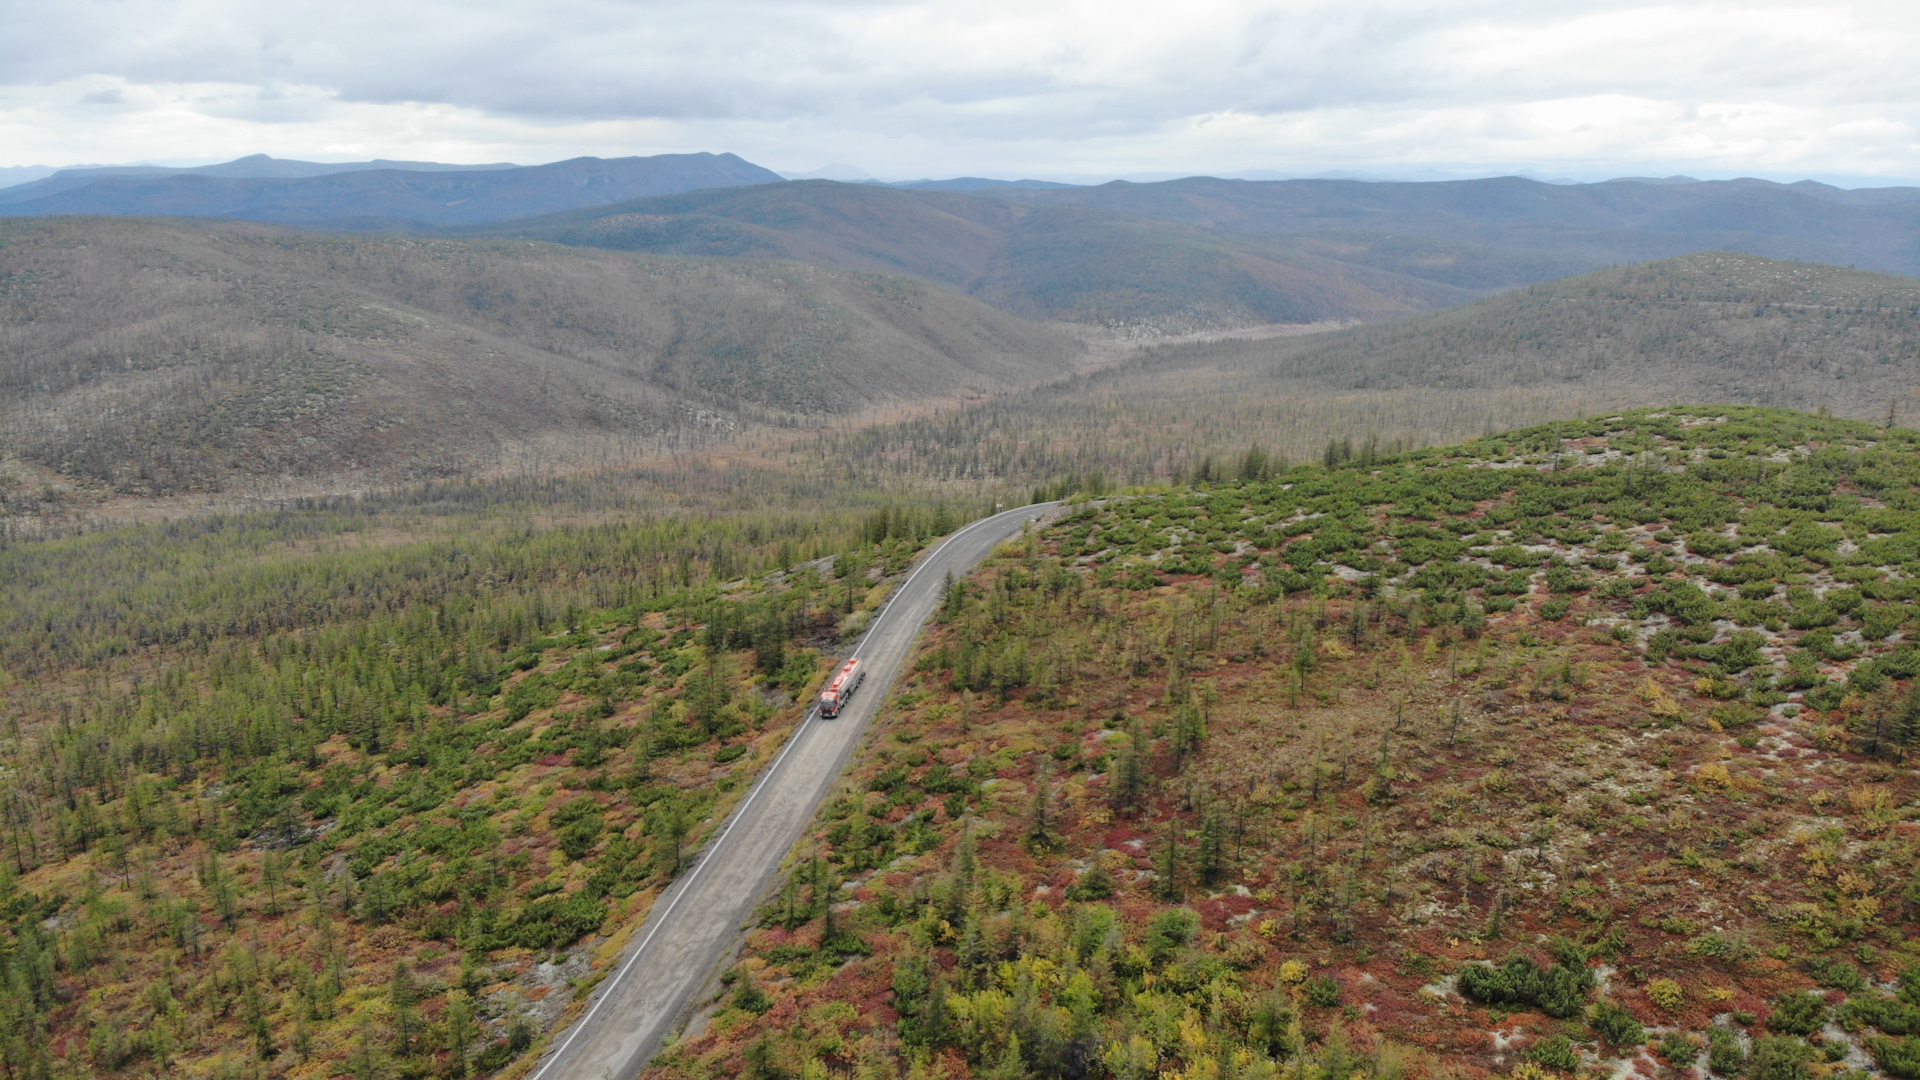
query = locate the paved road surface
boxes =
[528,502,1057,1080]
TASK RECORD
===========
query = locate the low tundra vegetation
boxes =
[659,408,1920,1080]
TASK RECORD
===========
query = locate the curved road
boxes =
[528,502,1058,1080]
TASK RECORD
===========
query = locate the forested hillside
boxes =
[502,174,1920,335]
[1270,253,1920,415]
[983,175,1920,279]
[484,182,1557,332]
[804,253,1920,495]
[665,407,1920,1080]
[0,217,1079,502]
[0,459,986,1079]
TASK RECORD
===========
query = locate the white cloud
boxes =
[0,0,1916,181]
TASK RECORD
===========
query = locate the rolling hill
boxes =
[485,181,1569,332]
[674,406,1920,1080]
[981,173,1920,277]
[18,162,1920,339]
[0,153,782,228]
[0,217,1080,499]
[804,252,1920,493]
[1266,251,1920,411]
[485,175,1920,334]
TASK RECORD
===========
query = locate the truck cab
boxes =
[818,658,865,717]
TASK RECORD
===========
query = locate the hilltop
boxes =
[800,253,1920,502]
[0,217,1080,503]
[661,406,1920,1080]
[4,407,1920,1080]
[1266,252,1920,415]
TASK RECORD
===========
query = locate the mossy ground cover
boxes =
[658,407,1920,1080]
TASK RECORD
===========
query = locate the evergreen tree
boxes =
[940,829,976,927]
[1198,800,1228,887]
[1109,720,1147,813]
[743,1034,788,1080]
[1153,822,1183,901]
[444,991,478,1077]
[389,960,422,1057]
[651,804,691,878]
[1024,765,1055,854]
[1892,683,1920,759]
[1240,444,1270,482]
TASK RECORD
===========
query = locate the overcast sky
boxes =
[2,0,1916,183]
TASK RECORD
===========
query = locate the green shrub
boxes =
[1146,908,1200,954]
[733,979,772,1014]
[1870,1036,1920,1080]
[1768,992,1828,1037]
[1529,1034,1581,1072]
[1863,605,1905,640]
[1065,864,1115,901]
[1709,1027,1747,1076]
[1811,958,1868,993]
[1687,932,1756,960]
[1545,563,1587,594]
[1781,651,1824,690]
[1458,955,1594,1019]
[1840,994,1920,1036]
[1660,1031,1701,1066]
[1710,703,1764,730]
[1548,936,1589,967]
[557,815,604,860]
[1304,975,1342,1007]
[1590,999,1646,1047]
[1747,1036,1815,1080]
[1805,683,1852,713]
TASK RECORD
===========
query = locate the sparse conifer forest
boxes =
[0,469,980,1079]
[7,202,1920,1080]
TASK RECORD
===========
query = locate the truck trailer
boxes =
[817,658,864,718]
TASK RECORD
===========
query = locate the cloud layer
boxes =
[2,0,1916,181]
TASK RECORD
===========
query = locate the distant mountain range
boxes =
[981,174,1920,277]
[890,178,1078,192]
[479,172,1920,329]
[479,180,1579,330]
[0,165,64,189]
[6,150,1920,333]
[0,153,518,195]
[0,152,782,227]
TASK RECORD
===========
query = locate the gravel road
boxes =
[527,502,1057,1080]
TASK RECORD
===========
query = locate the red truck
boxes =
[818,658,865,718]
